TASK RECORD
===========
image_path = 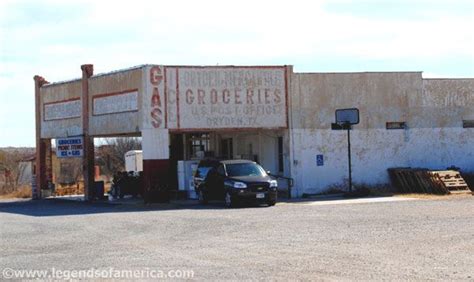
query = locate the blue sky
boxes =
[0,0,473,147]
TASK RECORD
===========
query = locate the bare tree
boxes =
[96,137,141,177]
[0,149,32,193]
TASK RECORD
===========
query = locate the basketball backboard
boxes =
[335,108,359,125]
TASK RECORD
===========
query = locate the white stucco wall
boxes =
[289,73,474,196]
[406,79,474,170]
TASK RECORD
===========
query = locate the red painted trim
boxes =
[43,97,81,121]
[91,88,139,116]
[143,159,170,199]
[92,109,139,117]
[176,68,180,129]
[164,65,286,70]
[43,97,81,106]
[92,88,138,99]
[284,66,289,129]
[169,127,288,133]
[164,67,168,129]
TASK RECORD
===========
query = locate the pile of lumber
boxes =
[388,168,469,195]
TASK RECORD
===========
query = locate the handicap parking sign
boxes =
[316,154,324,166]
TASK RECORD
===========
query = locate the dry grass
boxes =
[395,193,447,199]
[0,185,32,199]
[395,192,472,200]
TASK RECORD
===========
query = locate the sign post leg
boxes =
[334,108,359,193]
[81,64,94,201]
[347,127,352,192]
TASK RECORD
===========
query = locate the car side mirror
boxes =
[266,170,271,174]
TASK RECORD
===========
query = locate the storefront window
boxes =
[189,133,210,159]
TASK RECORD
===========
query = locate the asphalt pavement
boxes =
[0,195,473,280]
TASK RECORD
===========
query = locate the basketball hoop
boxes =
[333,108,360,193]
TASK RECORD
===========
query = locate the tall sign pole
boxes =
[33,75,49,199]
[81,64,94,201]
[346,123,352,192]
[332,108,359,192]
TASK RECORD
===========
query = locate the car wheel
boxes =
[267,200,276,206]
[198,190,208,204]
[224,191,235,208]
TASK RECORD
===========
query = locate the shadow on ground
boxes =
[0,194,385,217]
[0,198,233,217]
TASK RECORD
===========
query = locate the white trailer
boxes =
[125,150,143,172]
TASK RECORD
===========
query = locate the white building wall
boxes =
[406,128,474,169]
[231,131,279,173]
[142,129,169,160]
[291,129,410,194]
[406,79,474,170]
[289,72,473,196]
[217,129,291,185]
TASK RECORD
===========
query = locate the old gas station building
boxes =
[33,64,474,200]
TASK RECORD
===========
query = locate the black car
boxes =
[193,159,278,208]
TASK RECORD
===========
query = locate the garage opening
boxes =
[169,130,292,199]
[41,136,143,201]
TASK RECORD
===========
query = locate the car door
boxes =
[205,167,219,200]
[215,164,227,200]
[206,164,226,200]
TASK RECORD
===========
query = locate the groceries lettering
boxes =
[184,88,281,105]
[176,68,287,128]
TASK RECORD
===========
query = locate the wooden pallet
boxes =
[429,170,469,191]
[388,168,470,195]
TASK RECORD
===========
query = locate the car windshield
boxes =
[226,163,267,177]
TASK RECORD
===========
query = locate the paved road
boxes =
[0,196,473,280]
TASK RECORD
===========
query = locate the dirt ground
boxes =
[1,194,473,280]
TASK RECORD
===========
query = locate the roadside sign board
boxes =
[335,108,359,125]
[56,137,84,158]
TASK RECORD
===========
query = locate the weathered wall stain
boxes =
[89,68,143,136]
[290,72,473,194]
[41,80,82,138]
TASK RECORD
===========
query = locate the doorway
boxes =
[220,138,233,159]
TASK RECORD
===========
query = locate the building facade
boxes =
[33,65,474,199]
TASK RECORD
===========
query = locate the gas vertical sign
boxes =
[149,66,165,128]
[143,65,166,130]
